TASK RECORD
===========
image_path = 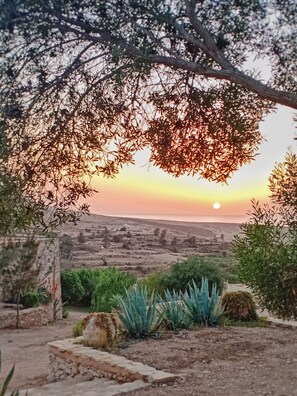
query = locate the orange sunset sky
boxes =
[87,106,296,223]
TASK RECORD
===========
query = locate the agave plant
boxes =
[159,289,191,330]
[116,284,163,338]
[183,277,224,326]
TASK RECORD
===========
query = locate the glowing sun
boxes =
[213,202,221,209]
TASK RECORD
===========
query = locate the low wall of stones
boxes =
[48,338,178,384]
[0,303,54,329]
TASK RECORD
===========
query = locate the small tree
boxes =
[153,228,160,237]
[0,238,39,327]
[233,150,297,319]
[59,234,73,260]
[77,232,85,244]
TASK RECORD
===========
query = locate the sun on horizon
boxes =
[213,202,221,209]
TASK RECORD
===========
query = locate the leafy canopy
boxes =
[233,150,297,319]
[0,0,296,213]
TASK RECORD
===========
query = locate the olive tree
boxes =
[0,0,296,215]
[233,150,297,319]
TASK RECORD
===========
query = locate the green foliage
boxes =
[117,285,162,338]
[183,278,224,326]
[233,151,297,319]
[159,289,191,331]
[138,271,167,298]
[163,256,223,294]
[0,238,39,303]
[225,318,269,328]
[62,306,69,319]
[1,0,295,217]
[21,291,39,309]
[233,201,297,319]
[91,268,136,312]
[72,320,83,337]
[37,287,51,305]
[76,269,102,306]
[60,270,84,304]
[222,291,257,321]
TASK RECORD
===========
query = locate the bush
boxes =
[77,232,85,243]
[62,306,69,318]
[21,291,39,308]
[139,271,167,297]
[222,291,258,321]
[72,319,83,337]
[76,269,101,306]
[61,270,84,304]
[233,152,297,320]
[163,256,223,293]
[37,287,52,305]
[117,285,162,338]
[91,267,136,312]
[233,202,297,319]
[183,278,224,326]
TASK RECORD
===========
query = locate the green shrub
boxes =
[222,291,258,321]
[159,289,191,330]
[91,267,135,312]
[76,269,102,306]
[61,270,84,304]
[117,285,163,338]
[139,271,167,297]
[21,291,39,308]
[183,278,224,326]
[163,256,223,293]
[37,287,51,305]
[72,319,83,337]
[62,306,69,318]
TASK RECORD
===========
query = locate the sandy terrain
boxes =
[2,317,297,395]
[0,310,84,392]
[58,214,241,276]
[118,326,297,396]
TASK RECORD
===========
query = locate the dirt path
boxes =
[0,310,84,392]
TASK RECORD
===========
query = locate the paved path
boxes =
[19,377,149,396]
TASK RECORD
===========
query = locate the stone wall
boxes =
[0,303,54,329]
[48,338,178,384]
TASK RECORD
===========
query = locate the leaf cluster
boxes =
[1,0,295,211]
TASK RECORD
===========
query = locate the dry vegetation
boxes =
[58,214,240,277]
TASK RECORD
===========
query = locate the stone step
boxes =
[19,377,149,396]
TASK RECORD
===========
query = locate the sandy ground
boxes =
[2,318,297,395]
[0,310,84,392]
[117,326,297,396]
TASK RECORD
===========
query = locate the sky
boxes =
[87,106,296,223]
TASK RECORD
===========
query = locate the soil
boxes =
[0,310,84,392]
[116,326,297,396]
[2,315,297,395]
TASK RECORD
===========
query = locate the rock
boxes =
[82,312,122,349]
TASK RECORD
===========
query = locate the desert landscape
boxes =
[1,215,297,396]
[58,214,240,277]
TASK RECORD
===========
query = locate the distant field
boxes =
[57,214,241,277]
